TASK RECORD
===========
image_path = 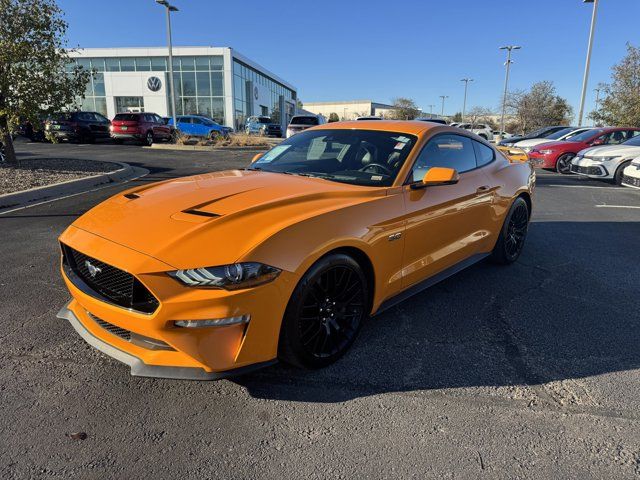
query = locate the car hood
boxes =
[71,170,382,269]
[580,145,640,158]
[513,138,547,148]
[534,140,581,151]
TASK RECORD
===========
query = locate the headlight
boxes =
[539,149,553,155]
[168,262,281,289]
[522,147,532,153]
[597,156,620,163]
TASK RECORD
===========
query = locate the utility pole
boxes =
[156,0,179,127]
[460,78,473,122]
[578,0,599,126]
[427,104,435,118]
[499,45,521,136]
[439,95,449,117]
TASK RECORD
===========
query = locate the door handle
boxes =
[476,185,491,193]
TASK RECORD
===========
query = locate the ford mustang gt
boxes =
[57,121,535,380]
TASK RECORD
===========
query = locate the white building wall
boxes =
[103,72,168,118]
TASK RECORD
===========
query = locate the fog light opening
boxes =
[174,315,251,328]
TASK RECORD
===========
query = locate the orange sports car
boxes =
[57,121,535,379]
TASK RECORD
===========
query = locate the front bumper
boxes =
[570,157,610,178]
[527,153,555,168]
[622,169,640,189]
[111,133,143,140]
[58,226,297,379]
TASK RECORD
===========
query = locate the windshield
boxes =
[622,135,640,147]
[545,128,575,140]
[571,129,603,142]
[114,114,139,121]
[290,116,318,126]
[248,129,417,187]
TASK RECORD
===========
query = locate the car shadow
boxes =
[232,220,640,403]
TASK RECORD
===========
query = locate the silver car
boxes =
[286,115,326,138]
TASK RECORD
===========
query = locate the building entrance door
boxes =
[115,96,144,113]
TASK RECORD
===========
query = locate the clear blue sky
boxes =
[59,0,640,118]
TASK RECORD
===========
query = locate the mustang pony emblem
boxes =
[84,260,102,278]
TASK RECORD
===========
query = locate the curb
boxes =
[144,144,271,152]
[0,161,138,212]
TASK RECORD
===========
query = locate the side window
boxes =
[177,116,190,124]
[191,117,202,125]
[411,134,477,182]
[608,131,627,145]
[473,140,495,167]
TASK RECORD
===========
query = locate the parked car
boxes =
[513,127,593,153]
[621,157,640,189]
[457,123,494,141]
[528,127,640,174]
[169,115,232,139]
[110,113,173,146]
[45,111,111,143]
[499,126,570,147]
[286,115,325,138]
[415,118,448,125]
[492,130,514,140]
[356,116,383,120]
[570,132,640,184]
[245,116,282,137]
[57,121,534,378]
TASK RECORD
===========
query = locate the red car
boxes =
[110,113,174,146]
[528,127,640,174]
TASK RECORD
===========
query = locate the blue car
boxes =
[169,115,232,139]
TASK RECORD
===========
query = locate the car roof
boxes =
[311,120,449,136]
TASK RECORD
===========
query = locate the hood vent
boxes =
[124,193,140,199]
[182,209,220,218]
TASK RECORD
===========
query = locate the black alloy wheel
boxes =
[279,254,368,368]
[614,161,630,186]
[145,131,153,146]
[556,153,574,174]
[491,197,529,264]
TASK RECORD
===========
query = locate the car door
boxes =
[176,116,191,135]
[401,133,496,289]
[153,114,169,138]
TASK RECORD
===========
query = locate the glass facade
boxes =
[233,59,296,130]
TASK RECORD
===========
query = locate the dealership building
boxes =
[302,100,398,120]
[68,47,297,130]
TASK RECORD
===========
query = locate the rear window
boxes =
[290,116,319,126]
[50,112,74,121]
[114,114,140,121]
[258,117,271,124]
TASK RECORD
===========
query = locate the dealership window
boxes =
[105,58,119,72]
[151,57,166,71]
[135,57,151,71]
[120,58,135,71]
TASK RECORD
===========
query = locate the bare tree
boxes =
[505,82,573,134]
[387,97,421,120]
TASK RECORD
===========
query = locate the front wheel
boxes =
[278,254,368,369]
[556,153,574,174]
[144,131,153,146]
[613,161,631,186]
[491,197,530,265]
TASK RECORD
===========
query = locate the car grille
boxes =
[571,164,603,175]
[622,175,640,188]
[61,244,159,314]
[89,312,132,341]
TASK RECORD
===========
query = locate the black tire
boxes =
[144,131,153,146]
[613,161,631,186]
[491,197,529,265]
[278,253,368,369]
[112,138,123,145]
[556,153,574,174]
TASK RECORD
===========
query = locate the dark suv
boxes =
[245,116,282,137]
[111,113,173,145]
[45,112,111,143]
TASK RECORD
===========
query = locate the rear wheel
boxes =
[279,254,368,369]
[145,131,153,146]
[556,153,574,174]
[491,197,529,265]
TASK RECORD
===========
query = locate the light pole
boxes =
[439,95,449,117]
[577,0,599,126]
[460,78,473,122]
[343,107,347,121]
[593,86,602,125]
[156,0,179,128]
[499,45,521,136]
[427,104,435,118]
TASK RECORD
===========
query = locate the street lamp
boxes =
[460,78,474,122]
[427,104,435,118]
[439,95,449,117]
[593,85,602,126]
[577,0,599,126]
[499,45,521,136]
[156,0,179,128]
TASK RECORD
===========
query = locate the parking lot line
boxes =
[594,205,640,209]
[545,185,624,190]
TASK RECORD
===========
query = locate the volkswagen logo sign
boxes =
[147,76,162,92]
[254,85,259,100]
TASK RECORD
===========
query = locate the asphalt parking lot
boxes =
[1,141,640,479]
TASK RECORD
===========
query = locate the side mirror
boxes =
[590,138,604,146]
[411,167,459,189]
[251,153,262,163]
[163,118,169,125]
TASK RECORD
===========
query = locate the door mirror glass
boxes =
[251,153,262,163]
[412,167,459,189]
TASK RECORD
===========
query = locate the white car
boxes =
[457,123,494,141]
[570,134,640,185]
[621,157,640,189]
[513,127,593,153]
[492,130,514,140]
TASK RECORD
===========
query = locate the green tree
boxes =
[328,112,340,123]
[449,112,463,123]
[506,81,573,133]
[0,0,91,163]
[589,44,640,127]
[387,97,421,120]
